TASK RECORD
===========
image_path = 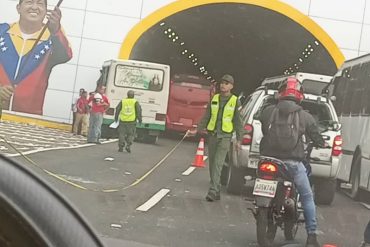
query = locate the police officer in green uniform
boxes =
[115,90,142,153]
[189,74,243,201]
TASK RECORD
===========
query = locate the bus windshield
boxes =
[114,65,164,91]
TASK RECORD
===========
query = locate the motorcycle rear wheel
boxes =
[256,208,277,247]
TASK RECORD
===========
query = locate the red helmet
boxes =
[278,77,304,102]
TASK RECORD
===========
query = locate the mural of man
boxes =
[0,0,72,115]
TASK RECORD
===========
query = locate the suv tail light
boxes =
[332,135,342,156]
[242,124,253,145]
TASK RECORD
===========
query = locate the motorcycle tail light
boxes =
[259,163,277,173]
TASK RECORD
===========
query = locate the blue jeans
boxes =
[283,160,317,234]
[87,112,103,142]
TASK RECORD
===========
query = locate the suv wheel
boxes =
[350,156,361,200]
[226,165,245,195]
[220,164,229,186]
[314,178,336,205]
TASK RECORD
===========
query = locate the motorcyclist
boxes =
[259,77,327,247]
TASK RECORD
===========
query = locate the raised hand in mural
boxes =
[47,6,62,35]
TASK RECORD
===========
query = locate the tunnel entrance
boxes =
[119,0,344,95]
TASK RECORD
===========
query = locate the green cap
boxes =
[221,74,234,84]
[127,90,135,98]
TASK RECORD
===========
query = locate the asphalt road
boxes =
[7,133,369,247]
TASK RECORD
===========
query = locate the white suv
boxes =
[224,73,342,205]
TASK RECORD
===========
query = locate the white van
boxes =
[100,59,170,143]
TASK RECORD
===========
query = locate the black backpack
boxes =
[267,108,301,152]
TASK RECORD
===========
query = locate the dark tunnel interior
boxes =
[127,3,339,96]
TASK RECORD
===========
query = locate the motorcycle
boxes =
[251,156,303,247]
[250,128,331,247]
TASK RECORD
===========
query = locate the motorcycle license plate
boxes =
[253,179,278,198]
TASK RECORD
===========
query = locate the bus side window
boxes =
[333,72,347,116]
[349,64,363,116]
[362,62,370,115]
[341,67,354,116]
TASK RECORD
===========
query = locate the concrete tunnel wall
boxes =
[119,0,344,96]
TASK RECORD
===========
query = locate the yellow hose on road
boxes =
[0,131,190,193]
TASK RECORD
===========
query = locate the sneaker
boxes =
[96,141,102,145]
[118,147,123,152]
[306,234,320,247]
[205,193,220,202]
[125,146,131,153]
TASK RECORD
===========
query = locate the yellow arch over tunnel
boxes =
[119,0,345,68]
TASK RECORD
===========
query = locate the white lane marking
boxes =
[182,156,208,176]
[182,166,196,176]
[136,189,170,212]
[361,202,370,210]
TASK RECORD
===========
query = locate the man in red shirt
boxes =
[87,86,109,144]
[73,90,89,136]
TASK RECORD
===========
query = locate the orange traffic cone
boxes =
[192,138,205,168]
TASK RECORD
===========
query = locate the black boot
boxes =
[306,234,320,247]
[118,147,123,152]
[205,192,220,202]
[125,146,131,153]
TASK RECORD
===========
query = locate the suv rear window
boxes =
[240,91,262,122]
[256,95,333,124]
[301,100,333,124]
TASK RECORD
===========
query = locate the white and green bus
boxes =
[99,59,170,143]
[333,54,370,199]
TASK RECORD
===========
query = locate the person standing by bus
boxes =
[114,90,142,153]
[73,90,89,136]
[189,74,243,201]
[87,86,109,144]
[71,88,85,134]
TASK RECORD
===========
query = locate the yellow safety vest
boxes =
[119,98,137,122]
[207,94,237,133]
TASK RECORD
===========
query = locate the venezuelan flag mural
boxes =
[0,0,72,116]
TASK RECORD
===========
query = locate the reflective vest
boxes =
[207,94,237,133]
[119,98,137,122]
